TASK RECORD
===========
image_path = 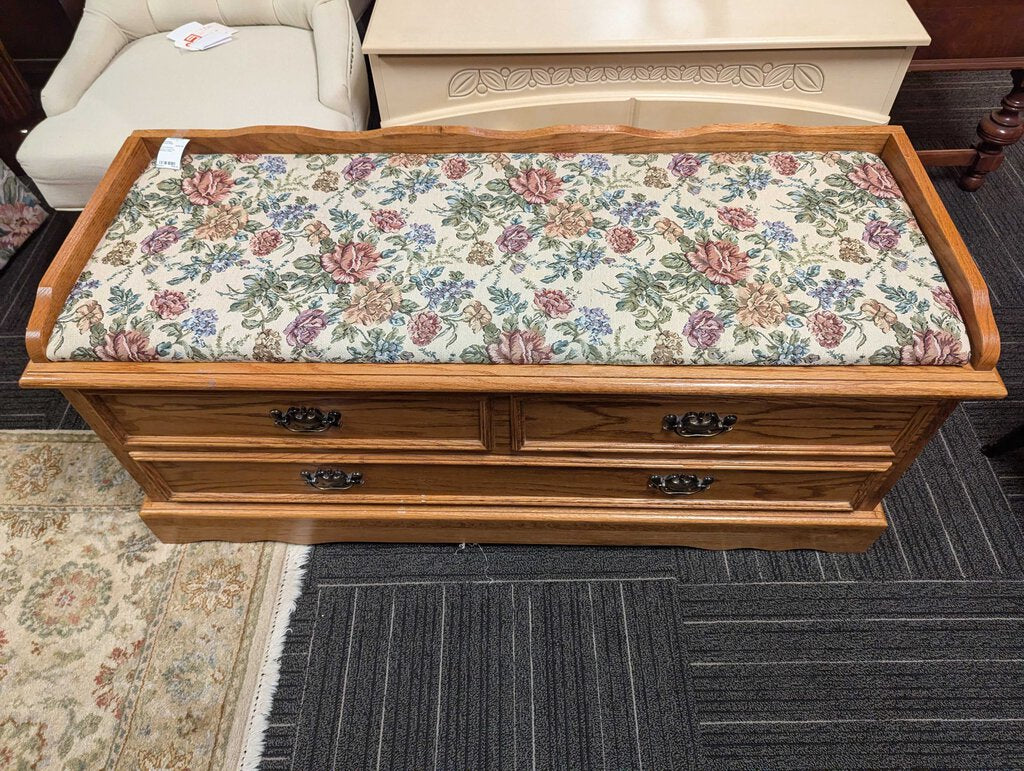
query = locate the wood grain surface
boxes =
[18,124,1005,551]
[140,500,888,551]
[513,396,924,455]
[104,391,491,451]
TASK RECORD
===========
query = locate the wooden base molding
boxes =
[140,500,889,552]
[20,125,1005,552]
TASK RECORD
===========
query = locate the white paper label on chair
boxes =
[156,138,190,170]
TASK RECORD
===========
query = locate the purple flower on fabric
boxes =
[408,223,436,247]
[343,156,376,181]
[181,309,218,346]
[496,224,532,254]
[577,307,613,343]
[668,154,701,178]
[761,220,797,249]
[774,339,810,364]
[422,279,477,310]
[807,278,864,310]
[259,156,288,178]
[68,278,101,300]
[140,226,180,255]
[682,309,725,348]
[614,199,659,224]
[863,219,901,251]
[284,309,327,347]
[579,154,610,174]
[569,243,604,272]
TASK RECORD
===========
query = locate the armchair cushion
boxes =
[40,11,127,117]
[45,151,970,366]
[312,0,368,128]
[18,27,360,209]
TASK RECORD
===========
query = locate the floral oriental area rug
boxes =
[0,431,307,769]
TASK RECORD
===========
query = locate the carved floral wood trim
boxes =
[447,62,826,98]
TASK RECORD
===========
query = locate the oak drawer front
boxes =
[100,392,490,451]
[146,458,872,509]
[514,397,920,455]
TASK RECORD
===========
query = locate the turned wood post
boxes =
[960,69,1024,192]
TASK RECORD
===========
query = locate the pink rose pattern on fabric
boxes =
[321,242,380,284]
[534,289,574,318]
[150,290,188,319]
[409,311,442,345]
[442,157,470,179]
[487,329,553,363]
[509,168,563,204]
[47,151,967,366]
[847,162,901,199]
[606,227,638,254]
[716,207,757,231]
[370,209,405,232]
[94,331,157,361]
[769,154,799,176]
[686,240,753,285]
[181,169,233,206]
[250,229,282,256]
[0,200,47,259]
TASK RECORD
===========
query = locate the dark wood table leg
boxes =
[960,69,1024,191]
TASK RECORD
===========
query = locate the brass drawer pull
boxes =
[301,468,363,491]
[270,407,341,433]
[648,474,714,496]
[662,412,737,438]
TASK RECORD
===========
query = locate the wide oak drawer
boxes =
[513,396,923,456]
[144,456,875,510]
[98,392,490,451]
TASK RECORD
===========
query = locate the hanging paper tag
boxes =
[156,137,190,170]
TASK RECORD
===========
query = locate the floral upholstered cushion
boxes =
[0,160,48,271]
[45,150,970,365]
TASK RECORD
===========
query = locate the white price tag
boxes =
[156,137,190,170]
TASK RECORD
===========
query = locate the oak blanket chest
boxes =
[21,125,1005,551]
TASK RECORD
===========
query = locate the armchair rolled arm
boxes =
[311,0,369,129]
[42,10,128,116]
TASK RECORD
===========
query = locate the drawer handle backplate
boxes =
[270,407,341,433]
[662,412,737,438]
[649,474,714,496]
[301,468,363,491]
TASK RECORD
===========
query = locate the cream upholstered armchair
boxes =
[17,0,369,210]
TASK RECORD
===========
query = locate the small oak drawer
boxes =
[513,396,923,456]
[143,455,875,510]
[98,392,491,451]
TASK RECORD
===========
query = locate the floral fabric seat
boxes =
[46,149,970,365]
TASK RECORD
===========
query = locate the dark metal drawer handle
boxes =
[301,468,363,491]
[662,412,737,438]
[648,474,714,496]
[270,407,341,433]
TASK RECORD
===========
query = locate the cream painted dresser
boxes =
[364,0,929,129]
